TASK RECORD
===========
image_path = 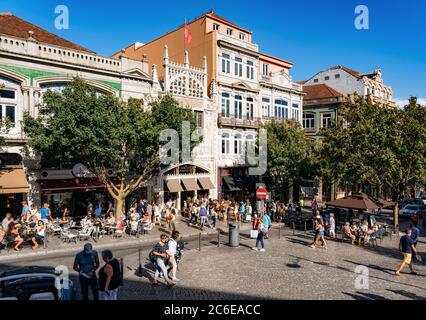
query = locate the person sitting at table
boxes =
[106,212,116,226]
[140,212,151,225]
[30,220,45,250]
[81,212,94,228]
[343,222,356,244]
[0,226,6,248]
[7,222,24,251]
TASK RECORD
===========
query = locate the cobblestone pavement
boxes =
[1,218,425,300]
[119,226,426,300]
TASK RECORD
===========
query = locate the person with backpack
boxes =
[151,234,175,288]
[263,213,271,239]
[98,249,121,300]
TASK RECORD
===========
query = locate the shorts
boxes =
[35,235,44,241]
[317,231,325,237]
[402,253,412,264]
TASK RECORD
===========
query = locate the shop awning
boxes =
[181,178,200,191]
[0,168,29,194]
[198,177,215,190]
[38,178,108,194]
[222,176,241,192]
[166,179,184,193]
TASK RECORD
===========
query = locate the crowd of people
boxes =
[0,201,50,251]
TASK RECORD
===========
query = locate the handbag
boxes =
[250,230,258,239]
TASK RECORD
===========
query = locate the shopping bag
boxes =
[246,214,252,222]
[250,230,258,238]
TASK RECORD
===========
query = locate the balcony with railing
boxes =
[218,114,260,128]
[216,32,259,53]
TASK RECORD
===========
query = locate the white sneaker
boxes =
[260,248,265,252]
[252,247,258,251]
[171,277,180,282]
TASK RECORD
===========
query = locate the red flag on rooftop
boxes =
[184,20,192,45]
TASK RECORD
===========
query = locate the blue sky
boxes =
[1,0,425,102]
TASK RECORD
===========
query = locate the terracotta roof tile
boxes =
[303,84,343,100]
[331,65,361,79]
[0,12,94,53]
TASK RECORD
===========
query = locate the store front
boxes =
[156,163,216,210]
[0,161,29,220]
[38,178,114,218]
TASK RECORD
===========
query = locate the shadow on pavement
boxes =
[342,291,389,300]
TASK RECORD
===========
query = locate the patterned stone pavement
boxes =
[118,227,426,300]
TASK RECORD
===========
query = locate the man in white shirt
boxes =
[167,230,180,282]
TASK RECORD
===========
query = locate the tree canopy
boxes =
[319,95,426,199]
[23,77,198,217]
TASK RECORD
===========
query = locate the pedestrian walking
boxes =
[410,222,420,248]
[310,217,327,249]
[73,243,100,300]
[395,229,419,276]
[328,213,336,239]
[167,230,181,282]
[98,249,121,300]
[252,218,266,252]
[263,213,271,239]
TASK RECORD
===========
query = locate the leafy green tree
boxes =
[320,95,426,199]
[263,119,316,201]
[23,78,198,218]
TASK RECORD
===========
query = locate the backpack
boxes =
[148,250,157,263]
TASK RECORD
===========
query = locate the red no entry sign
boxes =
[256,187,268,200]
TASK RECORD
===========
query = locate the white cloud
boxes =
[394,98,426,109]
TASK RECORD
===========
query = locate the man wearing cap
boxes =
[73,243,100,300]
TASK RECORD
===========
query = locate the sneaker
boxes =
[171,277,180,282]
[252,247,258,251]
[260,248,265,252]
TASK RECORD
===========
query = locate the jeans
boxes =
[79,275,99,300]
[99,288,118,300]
[256,233,264,249]
[154,258,170,282]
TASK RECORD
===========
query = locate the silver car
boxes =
[399,204,425,219]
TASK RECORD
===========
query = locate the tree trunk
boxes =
[115,194,125,221]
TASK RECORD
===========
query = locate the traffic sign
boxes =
[256,187,268,200]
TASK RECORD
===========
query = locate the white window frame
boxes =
[321,113,332,128]
[262,97,270,118]
[234,95,243,119]
[246,60,254,80]
[263,63,269,76]
[234,57,243,77]
[239,33,245,41]
[0,88,17,127]
[227,28,233,36]
[221,53,231,74]
[213,23,220,31]
[221,92,231,117]
[292,103,300,120]
[303,113,315,129]
[221,133,230,155]
[274,99,288,119]
[246,97,254,120]
[234,133,243,155]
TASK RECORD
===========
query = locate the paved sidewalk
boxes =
[0,217,253,264]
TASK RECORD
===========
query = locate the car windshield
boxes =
[404,205,418,210]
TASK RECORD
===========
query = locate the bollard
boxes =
[137,248,143,275]
[217,229,220,247]
[199,232,202,251]
[120,257,124,286]
[292,221,295,235]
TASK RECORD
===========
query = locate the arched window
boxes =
[221,133,230,155]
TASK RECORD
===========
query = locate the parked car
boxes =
[0,266,74,300]
[399,204,425,219]
[398,198,425,209]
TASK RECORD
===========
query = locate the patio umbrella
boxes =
[375,198,396,208]
[325,192,380,211]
